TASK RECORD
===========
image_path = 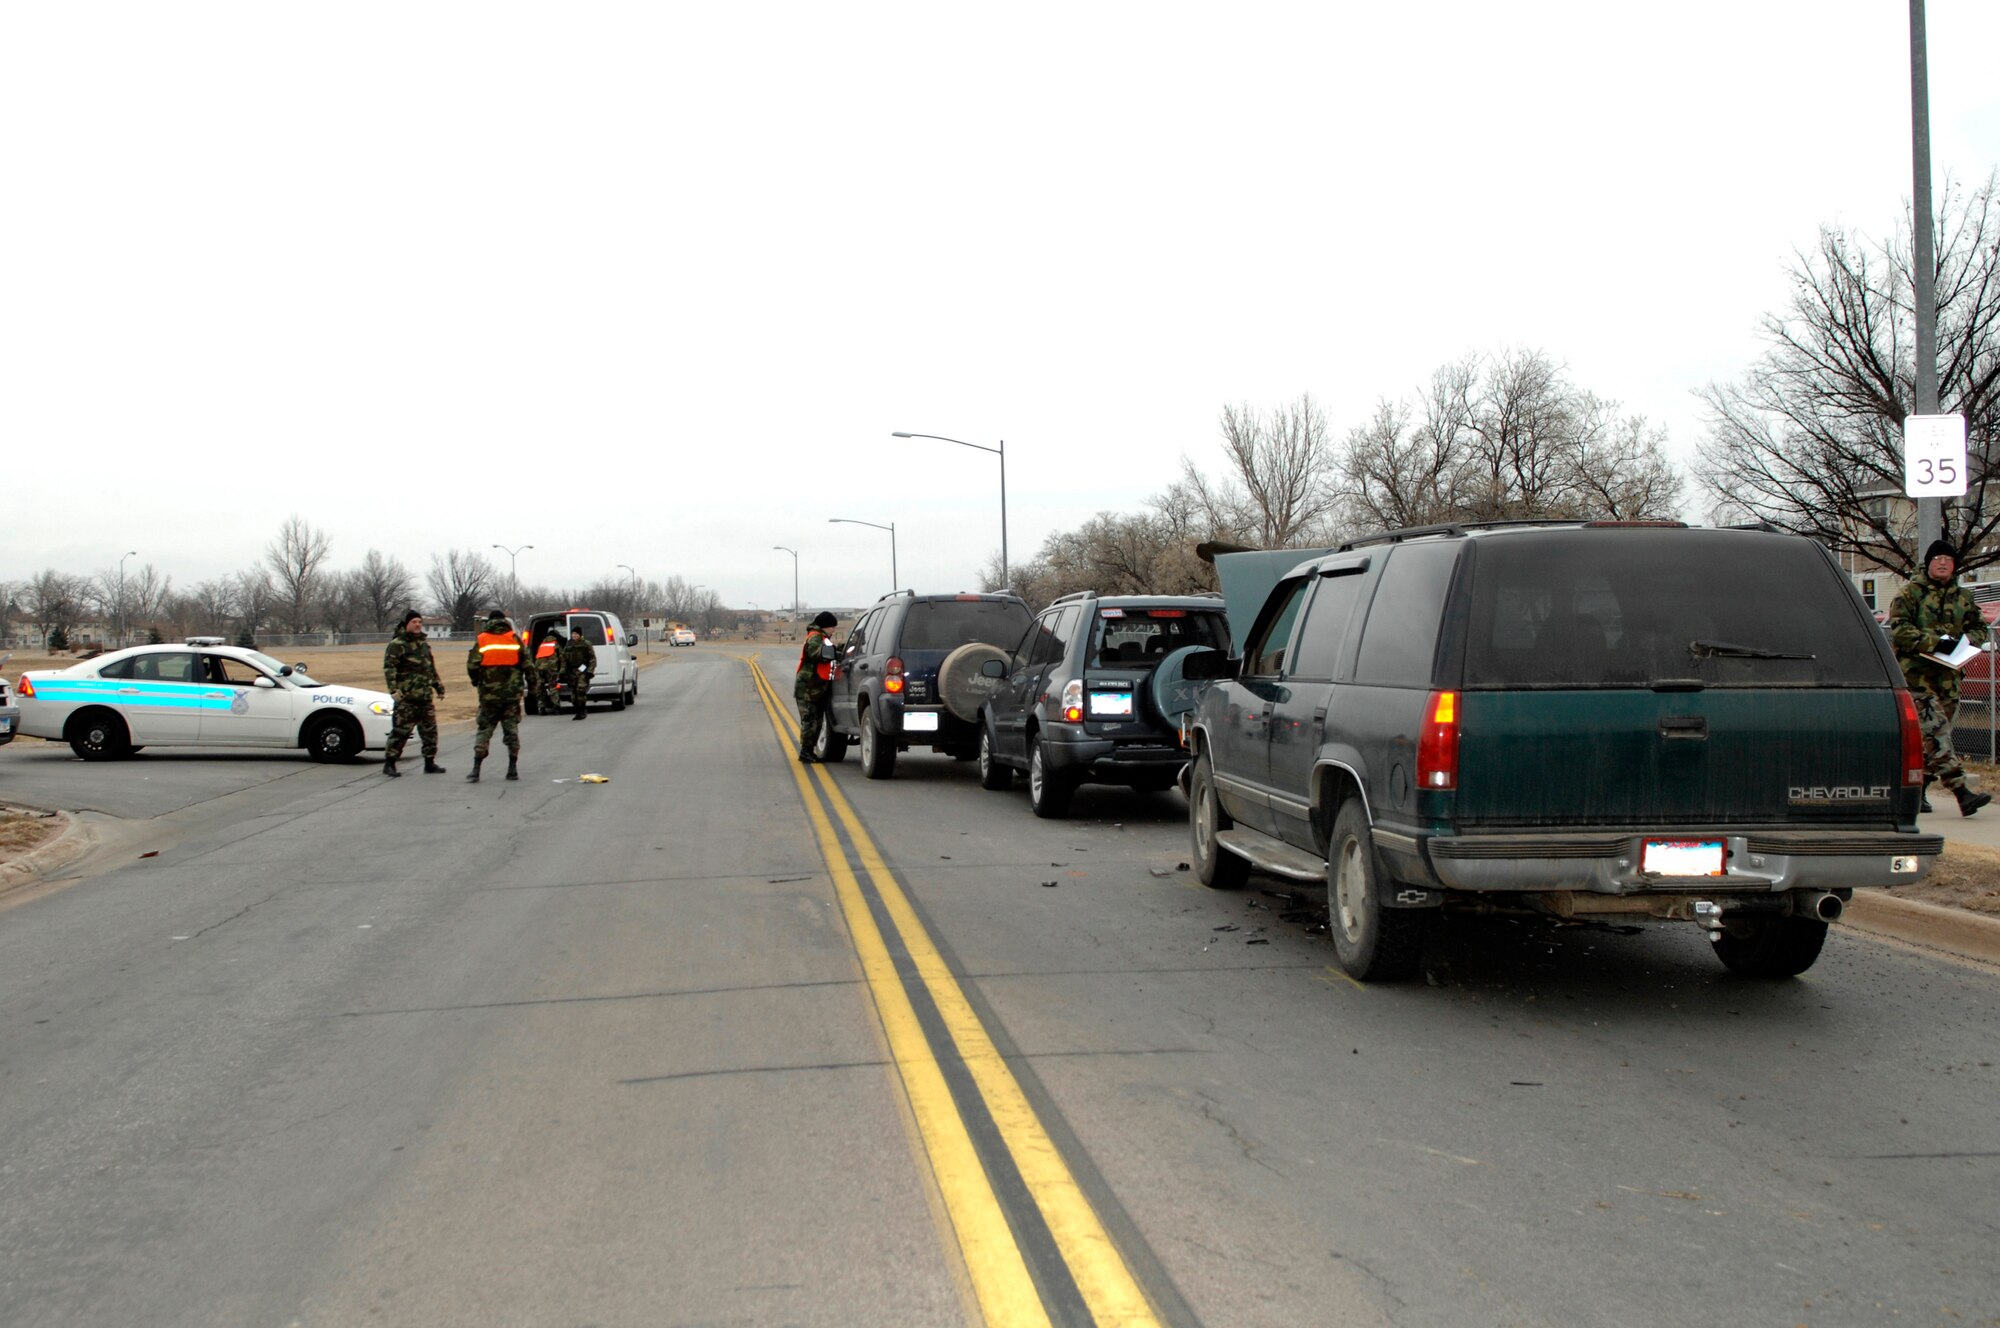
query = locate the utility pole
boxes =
[1910,0,1942,560]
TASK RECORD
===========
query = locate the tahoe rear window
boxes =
[899,600,1033,652]
[1462,531,1887,689]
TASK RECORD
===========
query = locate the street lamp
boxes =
[773,546,799,623]
[892,431,1007,587]
[829,518,896,593]
[491,543,533,608]
[116,549,137,647]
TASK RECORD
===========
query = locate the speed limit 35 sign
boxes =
[1905,413,1968,497]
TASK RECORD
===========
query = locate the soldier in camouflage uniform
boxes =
[465,606,528,783]
[794,610,838,762]
[381,609,447,777]
[1889,539,1992,816]
[559,627,597,720]
[533,630,564,714]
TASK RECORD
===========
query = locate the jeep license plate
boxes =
[1641,839,1725,876]
[903,711,939,732]
[1088,690,1134,718]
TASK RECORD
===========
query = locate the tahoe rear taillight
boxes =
[884,657,905,694]
[1897,690,1924,786]
[1416,690,1459,791]
[1061,679,1083,723]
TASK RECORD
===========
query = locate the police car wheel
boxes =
[68,709,132,761]
[305,714,363,764]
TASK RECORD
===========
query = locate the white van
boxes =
[525,608,640,710]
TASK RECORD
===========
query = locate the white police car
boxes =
[14,642,395,762]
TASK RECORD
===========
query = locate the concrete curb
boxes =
[1841,891,2000,968]
[0,809,92,899]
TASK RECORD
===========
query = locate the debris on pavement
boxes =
[1041,880,1059,888]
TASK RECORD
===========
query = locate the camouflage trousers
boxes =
[474,696,522,759]
[386,694,439,760]
[795,680,828,753]
[1915,689,1969,791]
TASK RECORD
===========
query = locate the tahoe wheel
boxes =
[1189,751,1248,889]
[1711,915,1829,979]
[1326,800,1426,982]
[1027,736,1075,819]
[859,708,897,780]
[305,714,363,764]
[68,709,132,762]
[813,714,849,764]
[977,723,1011,791]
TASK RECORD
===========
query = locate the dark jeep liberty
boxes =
[1185,522,1942,982]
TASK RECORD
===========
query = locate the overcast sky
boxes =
[6,3,1999,612]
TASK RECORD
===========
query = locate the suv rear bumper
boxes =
[1424,829,1944,894]
[1042,727,1187,782]
[875,699,977,749]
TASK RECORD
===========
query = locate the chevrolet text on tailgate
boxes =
[1183,522,1942,982]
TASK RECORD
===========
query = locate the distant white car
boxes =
[14,643,394,762]
[670,628,698,647]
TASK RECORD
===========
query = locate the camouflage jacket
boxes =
[795,627,831,688]
[382,628,443,700]
[465,615,528,701]
[1889,575,1990,695]
[560,634,596,682]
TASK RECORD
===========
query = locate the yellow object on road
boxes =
[579,773,609,783]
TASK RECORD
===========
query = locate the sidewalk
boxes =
[1916,800,2000,849]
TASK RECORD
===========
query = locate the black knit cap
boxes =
[811,611,838,629]
[401,607,423,628]
[1925,539,1957,565]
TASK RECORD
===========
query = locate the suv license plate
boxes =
[903,711,939,732]
[1642,839,1725,876]
[1088,691,1134,717]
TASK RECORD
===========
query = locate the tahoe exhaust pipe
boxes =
[1805,892,1844,922]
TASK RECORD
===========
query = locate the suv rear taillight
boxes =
[1061,679,1083,723]
[884,657,905,694]
[1897,690,1925,786]
[1416,690,1459,791]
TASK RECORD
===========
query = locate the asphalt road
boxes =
[1,646,1995,1327]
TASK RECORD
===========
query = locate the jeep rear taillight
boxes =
[1416,690,1459,791]
[1897,690,1924,786]
[884,657,905,694]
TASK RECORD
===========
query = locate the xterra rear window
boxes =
[1090,610,1230,666]
[899,600,1034,653]
[1462,531,1887,689]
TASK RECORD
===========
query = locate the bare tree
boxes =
[181,579,241,637]
[234,569,276,645]
[352,549,418,630]
[1697,171,2000,573]
[21,569,88,648]
[426,549,498,632]
[1215,394,1341,545]
[264,515,333,633]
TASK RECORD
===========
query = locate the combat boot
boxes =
[1956,786,1991,817]
[466,756,483,784]
[1920,780,1934,813]
[506,755,519,781]
[423,757,447,774]
[383,757,400,778]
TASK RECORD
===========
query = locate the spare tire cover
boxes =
[938,642,1010,722]
[1150,646,1218,723]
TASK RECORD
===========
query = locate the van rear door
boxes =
[1446,530,1908,829]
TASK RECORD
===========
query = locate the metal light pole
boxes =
[1910,0,1943,559]
[692,585,709,636]
[829,519,896,594]
[893,431,1007,587]
[491,543,533,609]
[773,546,799,624]
[116,549,137,647]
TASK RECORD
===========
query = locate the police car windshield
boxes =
[246,650,320,686]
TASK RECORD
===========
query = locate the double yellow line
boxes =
[746,659,1162,1328]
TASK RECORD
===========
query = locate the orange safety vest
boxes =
[477,630,522,667]
[800,631,833,682]
[536,639,556,660]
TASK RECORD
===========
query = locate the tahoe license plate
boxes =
[1088,690,1134,718]
[903,711,940,732]
[1642,839,1725,876]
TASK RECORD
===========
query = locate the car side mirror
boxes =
[277,665,293,676]
[1181,649,1235,681]
[625,632,637,647]
[254,676,277,689]
[295,662,309,674]
[980,658,1008,679]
